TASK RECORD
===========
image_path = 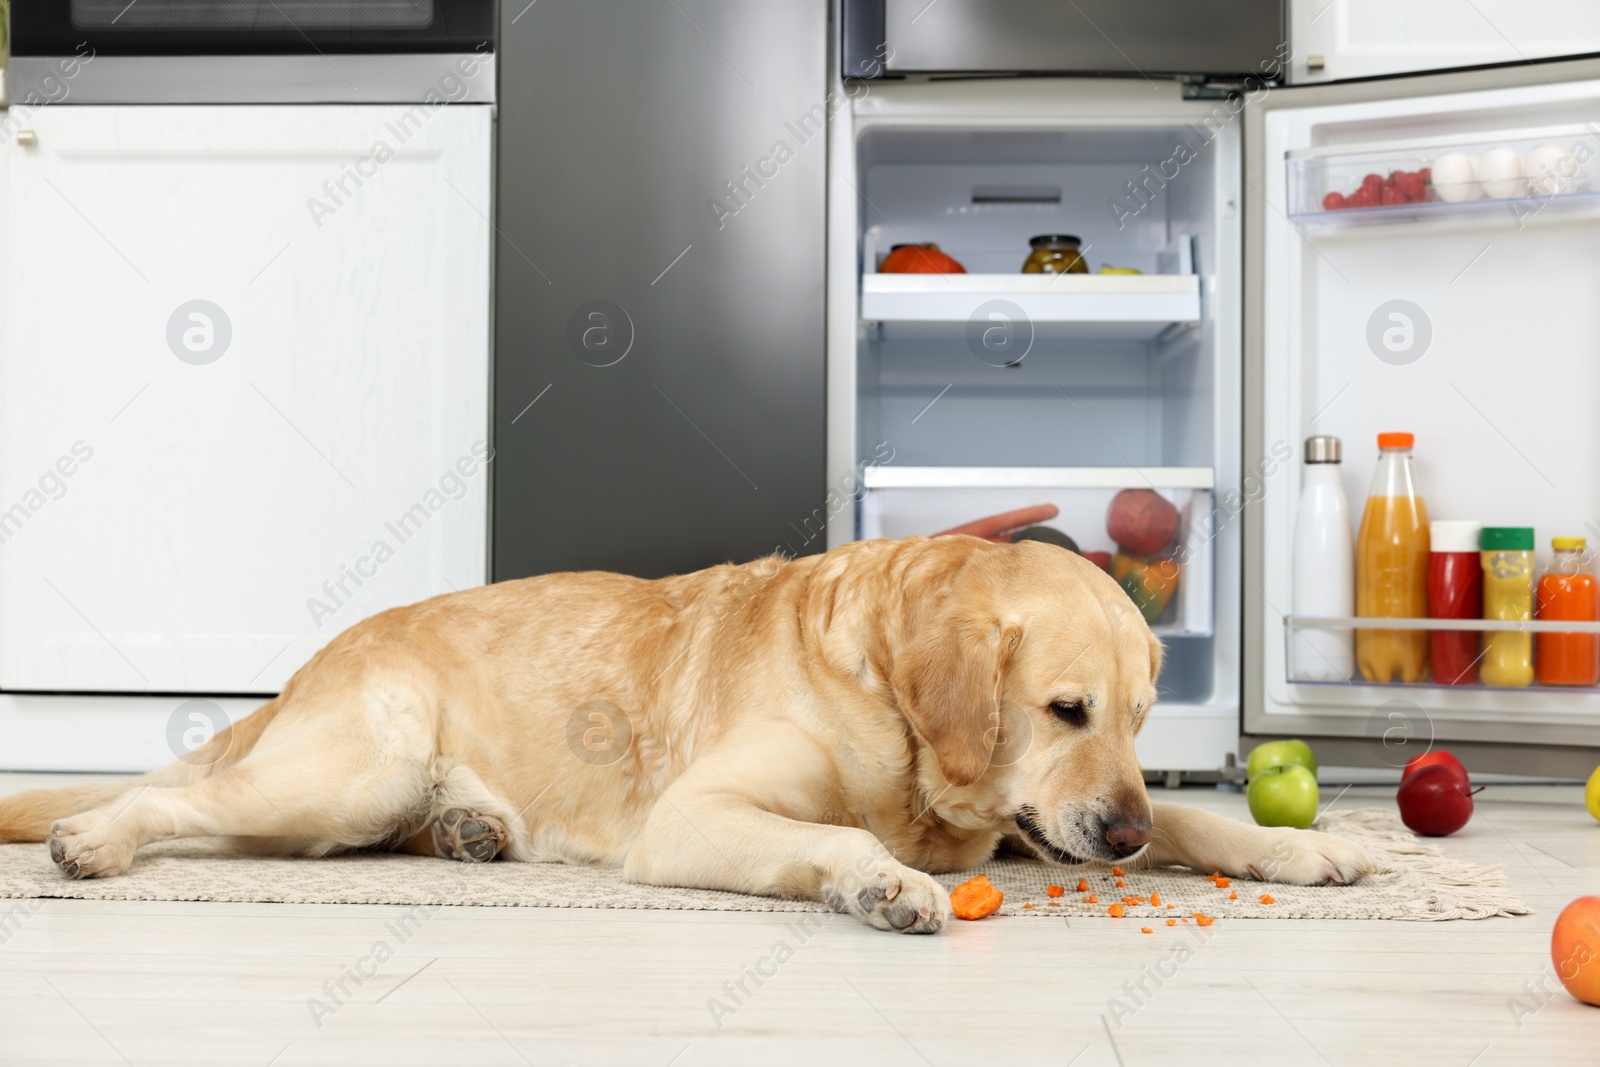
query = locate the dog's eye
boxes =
[1049,701,1089,728]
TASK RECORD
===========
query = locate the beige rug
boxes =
[0,809,1527,921]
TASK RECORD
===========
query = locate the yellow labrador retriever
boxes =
[0,536,1371,932]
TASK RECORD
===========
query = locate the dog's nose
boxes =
[1104,814,1152,857]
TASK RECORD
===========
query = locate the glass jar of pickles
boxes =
[1021,234,1088,274]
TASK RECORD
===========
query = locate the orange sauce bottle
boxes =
[1536,536,1600,687]
[1356,433,1430,683]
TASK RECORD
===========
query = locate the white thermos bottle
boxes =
[1291,435,1354,681]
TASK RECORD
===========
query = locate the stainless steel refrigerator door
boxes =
[495,0,828,579]
[1242,56,1600,775]
[867,0,1285,78]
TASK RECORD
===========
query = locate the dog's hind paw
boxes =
[49,814,136,879]
[430,808,507,863]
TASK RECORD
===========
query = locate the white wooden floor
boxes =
[2,774,1599,1066]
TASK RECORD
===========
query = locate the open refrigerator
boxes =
[1244,57,1600,776]
[827,79,1244,772]
[830,60,1600,775]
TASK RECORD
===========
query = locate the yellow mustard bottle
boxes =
[1480,526,1535,687]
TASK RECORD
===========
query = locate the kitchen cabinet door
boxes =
[1289,0,1600,84]
[0,105,490,694]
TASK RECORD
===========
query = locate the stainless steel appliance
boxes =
[843,0,1285,82]
[492,0,828,579]
[7,0,495,103]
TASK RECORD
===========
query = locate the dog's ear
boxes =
[892,610,1022,787]
[1147,632,1164,683]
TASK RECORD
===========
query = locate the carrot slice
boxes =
[1149,891,1161,907]
[1112,866,1126,877]
[1107,903,1125,918]
[1140,927,1153,934]
[1195,913,1215,927]
[1259,894,1275,905]
[1215,877,1230,888]
[1022,903,1033,909]
[1087,894,1099,903]
[1115,880,1125,888]
[1165,918,1177,927]
[949,875,1004,920]
[1229,891,1238,900]
[1046,884,1065,898]
[1165,903,1175,909]
[1076,878,1088,892]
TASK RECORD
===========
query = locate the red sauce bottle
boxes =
[1428,520,1482,685]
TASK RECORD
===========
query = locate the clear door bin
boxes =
[1284,616,1600,692]
[860,466,1214,637]
[1286,126,1600,225]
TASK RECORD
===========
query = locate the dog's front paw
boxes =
[1240,827,1375,886]
[822,862,948,934]
[49,814,137,879]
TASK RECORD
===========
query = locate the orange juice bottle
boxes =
[1356,433,1430,682]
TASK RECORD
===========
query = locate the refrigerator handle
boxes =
[842,0,889,80]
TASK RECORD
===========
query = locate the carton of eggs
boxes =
[1430,151,1480,201]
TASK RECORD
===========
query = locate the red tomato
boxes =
[1322,191,1348,211]
[1381,185,1406,205]
[1362,173,1384,191]
[1419,167,1432,184]
[1348,187,1376,208]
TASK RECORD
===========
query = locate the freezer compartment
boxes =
[1287,125,1600,226]
[860,466,1214,638]
[1284,616,1600,693]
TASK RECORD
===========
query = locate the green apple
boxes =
[1246,738,1318,781]
[1247,764,1320,830]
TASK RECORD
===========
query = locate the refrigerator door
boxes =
[495,0,827,580]
[1244,58,1600,771]
[844,0,1284,81]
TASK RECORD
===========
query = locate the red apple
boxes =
[1397,764,1475,836]
[1403,751,1468,789]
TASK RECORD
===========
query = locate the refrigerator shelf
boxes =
[1283,617,1600,694]
[860,274,1200,340]
[859,466,1215,637]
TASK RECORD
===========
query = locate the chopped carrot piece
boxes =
[1115,880,1125,888]
[1022,903,1033,909]
[1087,894,1099,903]
[1047,902,1060,908]
[949,875,1004,920]
[1165,919,1177,927]
[1076,878,1088,892]
[1259,894,1275,905]
[1107,903,1125,918]
[1229,891,1238,900]
[1112,866,1126,876]
[1210,871,1221,879]
[1149,891,1161,907]
[1046,884,1065,898]
[1215,877,1230,888]
[1123,896,1146,906]
[1165,903,1175,909]
[1181,917,1189,923]
[1140,927,1153,934]
[1195,913,1215,927]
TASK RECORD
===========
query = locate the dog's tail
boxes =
[0,696,285,842]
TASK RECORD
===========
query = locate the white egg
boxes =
[1525,142,1578,196]
[1476,144,1527,199]
[1431,151,1481,202]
